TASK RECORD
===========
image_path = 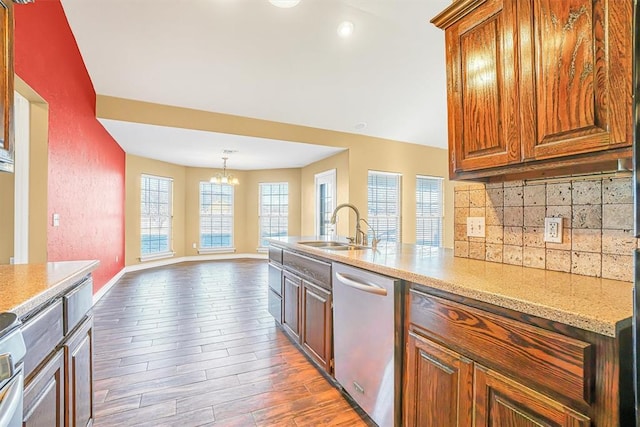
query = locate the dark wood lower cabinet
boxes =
[474,365,590,426]
[403,331,472,427]
[301,279,332,373]
[23,349,65,427]
[64,316,94,427]
[282,271,301,341]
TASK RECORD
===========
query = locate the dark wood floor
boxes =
[93,259,372,426]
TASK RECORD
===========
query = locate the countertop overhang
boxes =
[269,237,632,337]
[0,260,100,317]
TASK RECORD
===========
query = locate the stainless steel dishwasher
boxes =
[332,262,401,427]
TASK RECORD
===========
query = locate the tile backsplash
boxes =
[453,175,635,282]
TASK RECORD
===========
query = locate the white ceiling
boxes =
[61,0,451,169]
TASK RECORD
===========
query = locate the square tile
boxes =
[454,241,469,258]
[486,225,504,244]
[546,183,572,206]
[503,180,524,188]
[469,242,486,260]
[546,205,572,228]
[602,229,637,255]
[454,224,468,241]
[503,245,523,266]
[523,247,545,269]
[524,184,545,206]
[469,189,486,208]
[601,254,633,282]
[504,226,523,246]
[523,227,545,248]
[454,183,470,192]
[603,178,632,204]
[485,244,503,263]
[454,190,470,208]
[572,205,602,229]
[504,206,524,227]
[523,206,545,227]
[571,251,602,277]
[602,203,633,230]
[571,180,602,205]
[455,207,470,225]
[469,207,485,217]
[571,228,602,253]
[546,249,571,272]
[486,206,504,226]
[504,186,524,207]
[487,188,504,208]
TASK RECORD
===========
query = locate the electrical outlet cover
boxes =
[544,217,563,243]
[466,217,485,238]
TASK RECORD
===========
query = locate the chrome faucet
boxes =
[330,203,366,245]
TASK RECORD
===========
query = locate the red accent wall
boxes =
[14,0,125,292]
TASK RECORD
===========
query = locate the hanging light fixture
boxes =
[269,0,301,8]
[210,157,239,185]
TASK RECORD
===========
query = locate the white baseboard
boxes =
[93,267,126,304]
[94,253,268,303]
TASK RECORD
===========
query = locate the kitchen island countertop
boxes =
[270,237,632,337]
[0,260,100,317]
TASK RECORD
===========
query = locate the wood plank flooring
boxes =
[93,259,373,426]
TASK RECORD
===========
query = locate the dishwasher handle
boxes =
[335,272,388,296]
[0,372,23,427]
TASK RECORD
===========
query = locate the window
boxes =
[140,174,173,258]
[315,169,336,236]
[367,171,401,243]
[199,182,234,251]
[416,176,444,247]
[259,182,289,248]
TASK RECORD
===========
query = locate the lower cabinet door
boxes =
[282,272,301,341]
[64,316,94,427]
[403,331,473,427]
[23,349,65,427]
[474,365,590,426]
[301,280,332,373]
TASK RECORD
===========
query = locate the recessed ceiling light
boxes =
[269,0,301,8]
[337,21,354,38]
[355,122,367,131]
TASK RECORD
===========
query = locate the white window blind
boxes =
[140,174,173,257]
[259,182,289,248]
[200,182,234,250]
[367,171,401,243]
[416,176,443,247]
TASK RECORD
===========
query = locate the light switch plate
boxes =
[52,213,60,227]
[466,217,485,238]
[544,217,563,243]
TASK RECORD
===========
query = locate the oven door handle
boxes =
[335,272,388,296]
[0,372,23,426]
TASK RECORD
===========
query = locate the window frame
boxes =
[315,169,337,236]
[367,170,402,243]
[415,175,444,248]
[139,174,174,261]
[198,181,235,254]
[258,182,289,250]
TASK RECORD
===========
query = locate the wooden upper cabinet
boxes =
[438,0,520,175]
[0,0,13,173]
[432,0,632,181]
[519,0,632,161]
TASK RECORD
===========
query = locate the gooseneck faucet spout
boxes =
[330,203,366,245]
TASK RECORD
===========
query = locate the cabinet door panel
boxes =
[282,272,301,341]
[65,317,93,427]
[23,349,65,427]
[403,332,472,427]
[301,280,332,372]
[521,0,632,160]
[474,365,590,427]
[449,0,520,173]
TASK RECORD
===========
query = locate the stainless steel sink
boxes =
[297,241,370,251]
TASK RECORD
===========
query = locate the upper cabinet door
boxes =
[439,0,520,175]
[0,0,13,173]
[519,0,632,161]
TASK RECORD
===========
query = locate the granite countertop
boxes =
[270,237,633,337]
[0,260,100,317]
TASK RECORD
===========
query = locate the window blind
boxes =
[140,174,173,256]
[259,182,289,248]
[200,182,234,249]
[416,176,443,247]
[367,171,401,243]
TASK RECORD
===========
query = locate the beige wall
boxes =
[0,172,14,263]
[125,154,187,265]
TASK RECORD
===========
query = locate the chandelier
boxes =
[210,157,239,185]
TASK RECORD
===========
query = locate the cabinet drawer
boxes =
[268,263,282,295]
[21,299,64,378]
[409,289,593,406]
[268,246,283,264]
[64,277,93,334]
[283,250,331,289]
[268,288,282,324]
